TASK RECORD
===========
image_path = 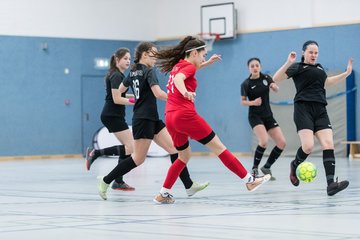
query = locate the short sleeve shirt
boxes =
[123,64,160,120]
[166,59,197,113]
[102,70,127,117]
[241,73,274,117]
[286,62,328,105]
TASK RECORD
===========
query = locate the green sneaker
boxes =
[97,176,109,200]
[186,182,210,197]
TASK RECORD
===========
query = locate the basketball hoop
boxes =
[197,33,221,51]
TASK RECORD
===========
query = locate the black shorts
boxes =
[248,114,279,131]
[100,115,129,133]
[294,101,331,133]
[132,119,166,140]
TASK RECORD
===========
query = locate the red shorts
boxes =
[165,110,213,148]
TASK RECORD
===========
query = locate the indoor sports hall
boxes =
[1,1,359,239]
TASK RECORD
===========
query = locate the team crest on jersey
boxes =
[263,80,268,86]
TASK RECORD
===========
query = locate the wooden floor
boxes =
[0,155,359,240]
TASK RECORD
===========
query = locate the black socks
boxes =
[253,145,266,169]
[103,156,137,184]
[293,147,309,168]
[264,146,283,169]
[323,149,335,185]
[97,145,126,158]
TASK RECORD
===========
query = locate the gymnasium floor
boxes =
[0,155,359,240]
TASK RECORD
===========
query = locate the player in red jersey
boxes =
[153,36,270,204]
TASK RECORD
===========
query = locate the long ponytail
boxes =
[156,36,206,73]
[107,48,130,78]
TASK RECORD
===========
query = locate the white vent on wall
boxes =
[94,58,109,69]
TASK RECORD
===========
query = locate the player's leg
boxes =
[154,146,191,204]
[189,113,269,191]
[97,119,153,200]
[261,125,286,180]
[289,129,314,187]
[205,135,270,192]
[111,129,135,191]
[97,139,151,200]
[153,124,209,196]
[315,128,349,196]
[291,102,314,186]
[252,124,268,177]
[86,117,130,170]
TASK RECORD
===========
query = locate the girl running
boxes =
[85,48,135,191]
[153,36,270,204]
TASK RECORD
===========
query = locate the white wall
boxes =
[0,0,156,41]
[155,0,360,39]
[1,0,359,41]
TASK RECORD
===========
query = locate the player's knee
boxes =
[125,145,134,154]
[179,148,191,163]
[302,143,313,154]
[321,140,334,150]
[258,136,269,148]
[277,139,286,149]
[132,155,146,165]
[258,141,268,148]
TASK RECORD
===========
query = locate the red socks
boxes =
[218,149,247,179]
[162,150,247,189]
[163,159,186,189]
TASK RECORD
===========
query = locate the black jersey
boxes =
[123,64,159,121]
[102,70,127,117]
[286,62,328,105]
[241,73,274,117]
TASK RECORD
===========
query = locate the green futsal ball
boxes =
[296,162,317,183]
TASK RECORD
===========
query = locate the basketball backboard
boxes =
[201,2,237,39]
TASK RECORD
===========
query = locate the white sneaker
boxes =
[246,174,270,192]
[186,182,210,197]
[153,192,175,204]
[97,176,109,200]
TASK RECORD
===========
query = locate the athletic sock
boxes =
[264,146,283,168]
[293,147,309,168]
[170,153,193,189]
[253,145,266,169]
[114,154,131,184]
[103,156,137,184]
[218,149,247,179]
[99,145,125,157]
[163,159,186,189]
[323,149,335,185]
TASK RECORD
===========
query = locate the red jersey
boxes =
[165,59,197,113]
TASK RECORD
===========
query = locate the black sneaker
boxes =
[85,147,97,171]
[252,168,259,178]
[290,160,299,186]
[111,181,135,191]
[327,177,349,196]
[260,166,276,181]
